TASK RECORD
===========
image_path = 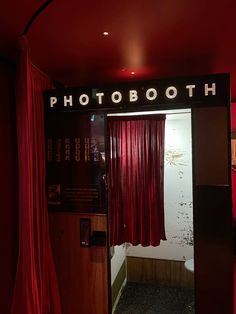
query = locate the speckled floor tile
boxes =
[114,282,194,314]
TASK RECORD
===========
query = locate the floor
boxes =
[114,282,195,314]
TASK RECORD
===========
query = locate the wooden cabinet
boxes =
[49,212,110,314]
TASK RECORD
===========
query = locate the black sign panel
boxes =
[44,73,230,113]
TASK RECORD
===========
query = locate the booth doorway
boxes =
[108,109,194,313]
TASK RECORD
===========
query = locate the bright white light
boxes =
[107,109,191,117]
[103,31,109,36]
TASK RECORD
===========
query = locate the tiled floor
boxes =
[114,282,194,314]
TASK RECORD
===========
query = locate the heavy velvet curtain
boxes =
[108,115,166,246]
[11,36,61,314]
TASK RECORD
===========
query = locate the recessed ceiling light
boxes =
[103,31,109,36]
[131,71,135,75]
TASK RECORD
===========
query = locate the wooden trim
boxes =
[127,256,194,288]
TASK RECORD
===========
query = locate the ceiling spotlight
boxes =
[131,71,135,75]
[103,31,109,36]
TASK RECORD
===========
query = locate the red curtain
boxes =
[108,115,166,247]
[11,36,61,314]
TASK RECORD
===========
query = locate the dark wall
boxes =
[192,106,233,314]
[0,60,18,314]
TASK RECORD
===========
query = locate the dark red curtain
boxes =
[11,36,61,314]
[108,115,166,247]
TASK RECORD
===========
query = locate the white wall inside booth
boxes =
[126,110,193,261]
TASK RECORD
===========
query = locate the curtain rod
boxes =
[22,0,53,36]
[20,0,64,88]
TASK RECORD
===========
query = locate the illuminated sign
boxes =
[44,74,230,112]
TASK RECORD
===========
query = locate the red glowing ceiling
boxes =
[0,0,236,98]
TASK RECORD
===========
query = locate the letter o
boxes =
[111,91,122,103]
[146,88,157,101]
[79,94,89,106]
[166,86,177,99]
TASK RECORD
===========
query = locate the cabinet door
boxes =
[49,212,110,314]
[192,106,233,314]
[45,112,110,314]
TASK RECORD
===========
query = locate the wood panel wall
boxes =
[127,256,194,288]
[49,212,110,314]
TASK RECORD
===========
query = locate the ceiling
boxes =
[1,0,236,100]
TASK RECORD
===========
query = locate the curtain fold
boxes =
[11,36,61,314]
[108,115,166,247]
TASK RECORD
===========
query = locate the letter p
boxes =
[50,97,57,108]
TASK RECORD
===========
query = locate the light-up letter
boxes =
[96,93,104,104]
[50,97,57,107]
[205,83,216,96]
[186,85,196,97]
[166,86,177,99]
[129,90,138,102]
[64,95,73,107]
[79,94,89,106]
[146,88,157,101]
[111,91,122,103]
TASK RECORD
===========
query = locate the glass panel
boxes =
[45,113,106,213]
